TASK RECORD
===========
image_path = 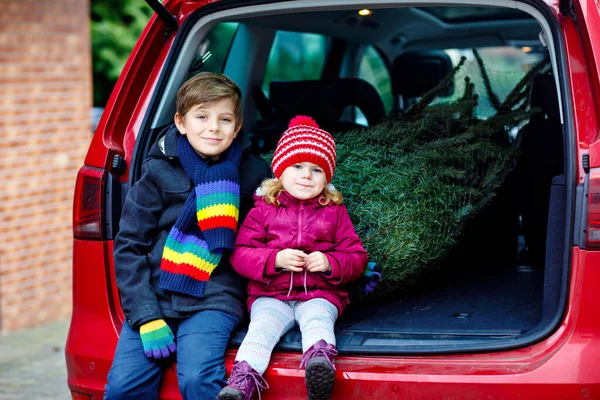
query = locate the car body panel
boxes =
[561,11,595,182]
[85,1,180,172]
[574,0,600,168]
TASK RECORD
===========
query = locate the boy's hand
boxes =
[139,319,177,359]
[275,249,307,272]
[305,251,331,273]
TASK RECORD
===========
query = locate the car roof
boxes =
[240,6,542,51]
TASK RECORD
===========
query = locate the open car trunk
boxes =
[232,172,566,353]
[128,0,572,355]
[231,259,550,352]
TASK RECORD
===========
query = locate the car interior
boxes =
[125,2,570,355]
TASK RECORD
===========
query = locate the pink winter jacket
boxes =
[230,190,368,316]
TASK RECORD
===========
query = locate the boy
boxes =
[104,72,271,400]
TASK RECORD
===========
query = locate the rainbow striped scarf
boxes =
[159,134,242,298]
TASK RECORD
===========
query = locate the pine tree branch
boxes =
[406,56,467,121]
[472,48,501,112]
[501,55,551,112]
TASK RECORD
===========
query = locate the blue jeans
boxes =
[104,310,239,400]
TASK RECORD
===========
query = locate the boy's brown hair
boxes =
[176,72,243,130]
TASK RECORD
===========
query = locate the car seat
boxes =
[391,50,454,112]
[251,78,385,154]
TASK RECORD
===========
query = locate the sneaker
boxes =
[217,360,268,400]
[300,340,338,400]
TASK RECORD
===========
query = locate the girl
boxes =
[218,116,368,400]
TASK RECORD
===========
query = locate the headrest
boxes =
[391,51,454,98]
[269,78,386,130]
[530,73,559,120]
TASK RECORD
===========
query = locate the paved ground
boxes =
[0,319,71,399]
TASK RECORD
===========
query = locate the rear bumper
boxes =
[239,341,600,399]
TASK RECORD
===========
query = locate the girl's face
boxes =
[174,98,239,160]
[280,162,327,200]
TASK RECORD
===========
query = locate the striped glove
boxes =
[358,261,382,296]
[139,319,177,359]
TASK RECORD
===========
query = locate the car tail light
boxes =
[73,165,106,240]
[585,168,600,248]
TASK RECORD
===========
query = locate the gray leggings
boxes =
[235,297,338,374]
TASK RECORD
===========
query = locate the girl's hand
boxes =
[305,252,331,273]
[275,249,307,272]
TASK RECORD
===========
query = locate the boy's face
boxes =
[174,98,240,160]
[280,162,327,200]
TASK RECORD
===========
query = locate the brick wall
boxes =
[0,0,92,332]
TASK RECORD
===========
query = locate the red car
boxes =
[67,0,600,398]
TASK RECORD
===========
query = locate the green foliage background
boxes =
[91,0,152,106]
[262,31,327,96]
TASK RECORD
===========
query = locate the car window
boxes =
[358,46,393,115]
[441,46,545,118]
[189,22,239,76]
[262,30,327,95]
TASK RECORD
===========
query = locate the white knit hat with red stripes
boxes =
[271,115,337,182]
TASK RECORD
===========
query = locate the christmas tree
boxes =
[264,51,551,297]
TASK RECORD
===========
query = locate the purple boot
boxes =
[217,360,269,400]
[300,339,338,400]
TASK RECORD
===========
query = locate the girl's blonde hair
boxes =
[260,178,343,206]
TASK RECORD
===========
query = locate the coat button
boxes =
[147,253,152,258]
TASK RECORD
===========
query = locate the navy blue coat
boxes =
[114,125,272,329]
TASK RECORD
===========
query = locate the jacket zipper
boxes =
[297,205,304,248]
[295,205,304,293]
